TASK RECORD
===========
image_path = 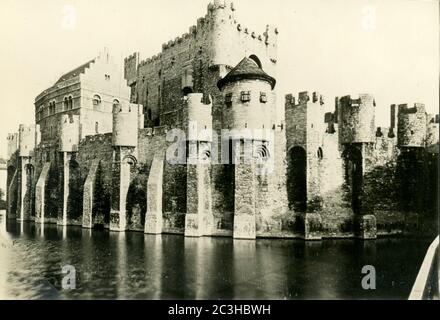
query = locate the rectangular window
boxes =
[260,92,267,103]
[225,93,233,107]
[241,91,251,102]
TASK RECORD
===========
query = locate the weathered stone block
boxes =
[145,153,164,235]
[82,160,100,228]
[234,214,256,240]
[35,163,50,224]
[185,214,204,237]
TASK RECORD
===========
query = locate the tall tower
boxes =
[284,91,326,239]
[183,93,214,237]
[17,124,39,221]
[397,103,427,148]
[395,103,429,215]
[217,57,276,239]
[337,94,377,239]
[58,115,80,226]
[110,102,142,231]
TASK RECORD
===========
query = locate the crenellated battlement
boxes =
[138,53,163,68]
[7,133,19,159]
[285,92,324,109]
[338,94,376,144]
[125,0,277,74]
[124,52,139,63]
[397,103,428,148]
[339,94,375,108]
[124,52,140,85]
[398,103,426,115]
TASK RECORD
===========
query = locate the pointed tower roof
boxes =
[217,57,276,90]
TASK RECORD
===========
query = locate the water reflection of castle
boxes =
[5,0,439,240]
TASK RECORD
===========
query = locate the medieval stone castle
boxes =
[5,0,439,240]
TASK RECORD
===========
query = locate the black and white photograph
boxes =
[0,0,438,305]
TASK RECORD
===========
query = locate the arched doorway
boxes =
[287,146,307,212]
[342,146,363,214]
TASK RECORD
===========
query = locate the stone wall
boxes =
[125,0,277,130]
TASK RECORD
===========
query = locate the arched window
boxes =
[95,122,99,134]
[93,95,102,107]
[113,99,120,107]
[64,97,68,111]
[68,96,73,109]
[49,101,56,115]
[254,144,270,160]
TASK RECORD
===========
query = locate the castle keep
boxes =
[5,0,439,240]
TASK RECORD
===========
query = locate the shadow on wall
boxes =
[92,163,111,227]
[23,163,36,218]
[162,161,187,231]
[126,163,149,231]
[280,147,438,238]
[67,158,83,222]
[45,162,60,220]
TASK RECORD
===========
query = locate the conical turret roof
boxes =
[217,57,276,90]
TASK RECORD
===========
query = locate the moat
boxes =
[0,211,432,300]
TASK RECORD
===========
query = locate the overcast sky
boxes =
[0,0,438,157]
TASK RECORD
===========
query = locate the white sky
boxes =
[0,0,438,158]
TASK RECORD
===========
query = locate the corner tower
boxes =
[110,102,142,232]
[337,94,377,239]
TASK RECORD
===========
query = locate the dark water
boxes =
[0,211,431,300]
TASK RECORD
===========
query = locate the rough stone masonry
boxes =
[6,0,439,240]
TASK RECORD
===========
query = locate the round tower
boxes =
[217,57,276,139]
[217,57,277,240]
[112,102,139,147]
[338,94,376,144]
[208,0,236,67]
[397,103,427,148]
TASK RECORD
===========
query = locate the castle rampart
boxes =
[4,0,439,241]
